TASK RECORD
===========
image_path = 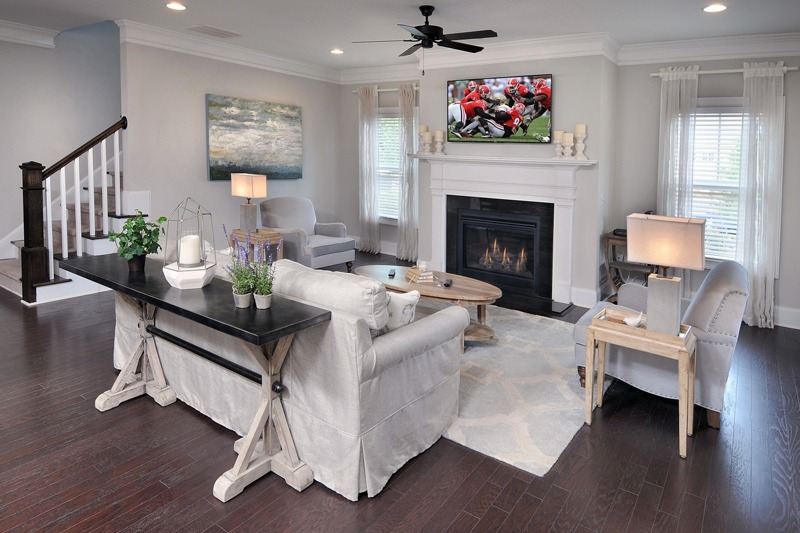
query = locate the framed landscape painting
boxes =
[206,94,303,180]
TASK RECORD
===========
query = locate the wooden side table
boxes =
[230,228,283,261]
[584,307,697,458]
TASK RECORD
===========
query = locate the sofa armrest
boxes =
[264,227,307,261]
[361,306,470,382]
[618,283,648,312]
[315,222,347,238]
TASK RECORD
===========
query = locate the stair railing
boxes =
[20,116,127,304]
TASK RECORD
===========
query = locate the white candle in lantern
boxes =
[179,234,201,265]
[576,124,587,135]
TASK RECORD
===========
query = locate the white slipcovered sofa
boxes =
[113,259,469,501]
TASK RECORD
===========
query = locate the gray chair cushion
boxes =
[304,234,357,257]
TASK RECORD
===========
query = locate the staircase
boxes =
[7,116,154,305]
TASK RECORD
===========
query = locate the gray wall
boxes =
[0,21,120,242]
[120,43,344,248]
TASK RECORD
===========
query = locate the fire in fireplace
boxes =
[447,196,561,313]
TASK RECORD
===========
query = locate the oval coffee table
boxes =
[354,265,503,342]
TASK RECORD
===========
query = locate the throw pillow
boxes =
[385,290,420,331]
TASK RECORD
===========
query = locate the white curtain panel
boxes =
[357,85,381,253]
[740,61,786,328]
[396,83,418,261]
[657,65,699,216]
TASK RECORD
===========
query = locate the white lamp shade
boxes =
[231,173,267,199]
[626,213,706,271]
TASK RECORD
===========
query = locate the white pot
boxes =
[254,293,272,309]
[232,290,253,308]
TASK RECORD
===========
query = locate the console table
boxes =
[60,254,330,501]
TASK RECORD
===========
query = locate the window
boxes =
[377,108,402,220]
[689,99,744,261]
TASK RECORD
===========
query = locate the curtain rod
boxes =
[650,66,797,77]
[351,85,420,93]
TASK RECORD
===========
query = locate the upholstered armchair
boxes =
[259,196,356,272]
[574,260,749,428]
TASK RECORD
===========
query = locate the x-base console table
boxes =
[60,254,330,501]
[584,307,697,458]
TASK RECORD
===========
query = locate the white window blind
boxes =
[690,108,744,261]
[377,109,402,219]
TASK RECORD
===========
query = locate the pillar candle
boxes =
[423,131,432,142]
[563,132,574,144]
[553,130,563,143]
[179,234,201,265]
[434,130,444,141]
[419,124,429,133]
[576,124,587,135]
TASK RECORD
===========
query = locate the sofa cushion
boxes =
[273,259,389,330]
[384,290,420,331]
[304,234,357,258]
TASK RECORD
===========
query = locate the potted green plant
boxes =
[108,210,167,271]
[253,260,275,309]
[224,236,256,307]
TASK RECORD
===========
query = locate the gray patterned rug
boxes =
[437,304,589,477]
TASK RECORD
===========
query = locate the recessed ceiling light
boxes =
[330,49,344,55]
[703,3,727,13]
[167,2,187,11]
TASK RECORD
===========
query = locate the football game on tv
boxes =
[447,75,552,143]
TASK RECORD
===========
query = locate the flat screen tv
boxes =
[446,75,552,143]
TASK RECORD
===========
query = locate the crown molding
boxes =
[0,20,58,49]
[617,33,800,66]
[417,33,620,70]
[338,63,421,85]
[116,20,341,84]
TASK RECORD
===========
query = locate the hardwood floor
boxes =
[1,252,798,532]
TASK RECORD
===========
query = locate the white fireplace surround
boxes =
[417,154,596,305]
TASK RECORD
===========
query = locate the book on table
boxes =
[405,266,435,283]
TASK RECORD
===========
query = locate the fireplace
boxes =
[447,196,556,310]
[419,154,596,309]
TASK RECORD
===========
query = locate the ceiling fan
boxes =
[354,5,497,57]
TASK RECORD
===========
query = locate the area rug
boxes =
[436,304,590,477]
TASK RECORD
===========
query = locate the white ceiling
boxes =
[2,0,800,71]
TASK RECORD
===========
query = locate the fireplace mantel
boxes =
[416,153,596,305]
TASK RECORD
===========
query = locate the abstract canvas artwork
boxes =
[206,94,303,180]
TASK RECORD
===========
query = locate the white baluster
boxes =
[60,168,68,257]
[45,179,54,280]
[87,147,95,236]
[101,140,109,234]
[73,158,83,257]
[114,131,121,216]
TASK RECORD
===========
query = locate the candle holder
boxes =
[575,133,587,160]
[434,139,445,154]
[162,197,217,289]
[552,141,563,159]
[418,132,432,154]
[561,140,575,160]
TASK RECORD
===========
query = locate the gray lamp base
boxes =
[240,203,257,232]
[646,273,682,335]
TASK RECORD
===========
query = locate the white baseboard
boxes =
[774,305,800,330]
[26,269,111,306]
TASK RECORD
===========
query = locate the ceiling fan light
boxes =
[330,48,344,55]
[166,2,187,11]
[703,3,727,13]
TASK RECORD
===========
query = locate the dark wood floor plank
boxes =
[625,481,663,533]
[525,484,569,533]
[497,492,541,533]
[600,487,638,532]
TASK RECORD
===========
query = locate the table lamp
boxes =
[626,213,706,335]
[231,173,267,232]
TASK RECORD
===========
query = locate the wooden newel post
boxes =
[20,161,48,304]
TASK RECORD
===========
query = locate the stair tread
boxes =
[0,258,21,280]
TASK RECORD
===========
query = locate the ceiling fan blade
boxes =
[437,40,483,53]
[443,29,497,41]
[398,24,426,40]
[353,39,413,43]
[399,43,422,57]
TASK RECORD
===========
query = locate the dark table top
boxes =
[60,254,330,345]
